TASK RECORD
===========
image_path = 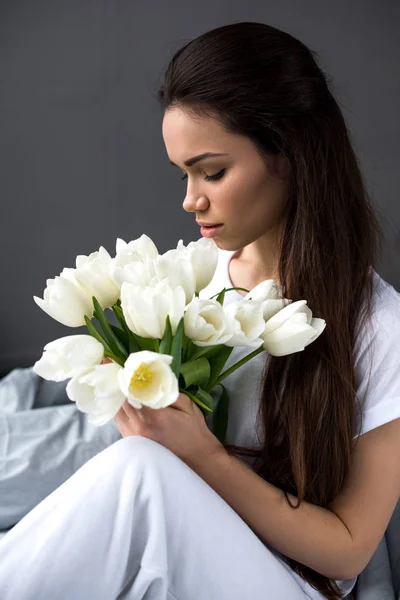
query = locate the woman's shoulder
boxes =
[370,268,400,315]
[353,269,400,437]
[357,268,400,350]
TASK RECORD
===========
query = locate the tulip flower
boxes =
[118,350,179,410]
[184,297,234,347]
[223,299,266,347]
[243,279,284,302]
[115,235,159,262]
[120,279,186,338]
[110,253,159,289]
[243,279,292,321]
[262,300,326,356]
[167,237,218,294]
[153,251,197,305]
[66,362,126,426]
[73,246,120,309]
[33,272,94,327]
[33,335,104,381]
[109,236,160,288]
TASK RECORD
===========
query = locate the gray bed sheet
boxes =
[0,366,122,534]
[0,366,399,599]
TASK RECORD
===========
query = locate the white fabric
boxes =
[0,436,325,599]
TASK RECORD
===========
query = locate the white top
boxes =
[199,247,400,598]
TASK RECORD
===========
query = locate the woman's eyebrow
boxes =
[169,152,229,168]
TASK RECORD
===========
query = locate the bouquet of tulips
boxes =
[33,235,326,444]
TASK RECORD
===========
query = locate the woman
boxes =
[0,21,399,600]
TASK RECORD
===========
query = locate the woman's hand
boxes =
[102,357,226,467]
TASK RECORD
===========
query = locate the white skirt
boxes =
[0,436,327,599]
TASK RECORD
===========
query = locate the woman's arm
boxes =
[186,417,400,581]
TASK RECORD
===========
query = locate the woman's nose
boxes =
[182,190,210,214]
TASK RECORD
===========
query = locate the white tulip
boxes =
[115,235,159,262]
[184,297,234,347]
[66,363,126,426]
[153,251,196,305]
[73,246,120,309]
[260,298,292,322]
[223,300,266,348]
[109,236,160,288]
[242,279,284,302]
[242,279,291,321]
[33,335,104,381]
[118,351,179,409]
[174,238,218,293]
[120,279,186,338]
[110,253,159,289]
[33,271,94,327]
[262,300,326,356]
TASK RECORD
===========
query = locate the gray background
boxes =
[0,1,399,378]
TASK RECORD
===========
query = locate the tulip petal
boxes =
[118,351,178,409]
[263,320,322,356]
[66,363,125,426]
[33,335,104,381]
[263,300,309,334]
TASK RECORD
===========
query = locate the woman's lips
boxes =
[199,224,224,238]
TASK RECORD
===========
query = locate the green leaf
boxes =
[132,334,158,352]
[206,345,234,391]
[112,305,128,331]
[124,330,141,353]
[183,339,194,362]
[194,386,214,412]
[85,317,125,366]
[92,297,128,359]
[182,330,190,349]
[84,316,112,353]
[188,343,226,362]
[109,324,129,350]
[183,388,213,414]
[159,315,172,355]
[212,384,229,445]
[103,350,125,367]
[170,316,184,378]
[180,357,210,389]
[111,304,149,355]
[215,288,226,305]
[181,330,192,362]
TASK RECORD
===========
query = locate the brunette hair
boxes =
[156,21,384,599]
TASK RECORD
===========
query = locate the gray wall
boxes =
[0,1,399,377]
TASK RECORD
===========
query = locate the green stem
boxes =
[214,343,265,386]
[209,286,249,299]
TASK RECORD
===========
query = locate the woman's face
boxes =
[162,108,290,252]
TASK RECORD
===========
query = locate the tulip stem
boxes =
[213,344,265,386]
[209,286,250,300]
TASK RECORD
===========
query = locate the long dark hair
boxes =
[156,22,384,599]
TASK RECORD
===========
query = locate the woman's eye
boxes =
[180,169,226,182]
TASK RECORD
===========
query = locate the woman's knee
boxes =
[100,435,175,474]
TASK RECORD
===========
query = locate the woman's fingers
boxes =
[101,356,113,365]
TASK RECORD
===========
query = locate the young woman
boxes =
[0,21,399,600]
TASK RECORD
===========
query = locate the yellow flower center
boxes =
[130,363,153,389]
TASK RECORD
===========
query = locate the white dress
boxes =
[0,247,399,599]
